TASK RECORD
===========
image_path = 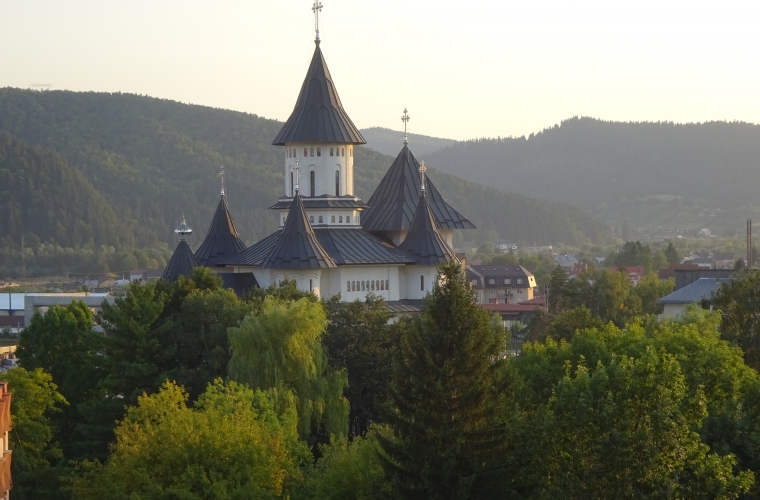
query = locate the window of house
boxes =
[341,148,345,157]
[371,281,375,291]
[318,216,323,223]
[331,216,335,223]
[335,171,340,196]
[339,216,343,223]
[317,147,321,156]
[380,280,384,291]
[518,288,522,294]
[330,148,334,156]
[504,279,510,285]
[346,216,350,223]
[310,148,314,157]
[347,281,350,292]
[310,171,315,197]
[385,280,389,290]
[488,279,495,285]
[351,281,355,291]
[517,279,523,285]
[421,275,425,291]
[303,148,308,156]
[472,280,478,286]
[361,281,365,291]
[309,216,314,223]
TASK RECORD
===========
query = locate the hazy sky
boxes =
[1,0,759,140]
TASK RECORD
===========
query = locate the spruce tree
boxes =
[379,261,506,499]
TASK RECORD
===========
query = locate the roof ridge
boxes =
[162,240,198,281]
[397,192,459,266]
[195,195,246,267]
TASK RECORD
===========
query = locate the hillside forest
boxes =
[0,89,608,277]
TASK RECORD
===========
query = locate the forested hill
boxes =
[360,127,456,156]
[424,117,760,222]
[0,89,607,263]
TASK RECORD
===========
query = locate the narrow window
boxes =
[385,279,389,290]
[317,147,321,157]
[335,170,340,196]
[303,148,307,156]
[330,147,334,156]
[420,275,425,291]
[309,216,314,223]
[347,281,350,292]
[380,280,384,291]
[371,281,375,291]
[352,281,356,291]
[310,279,313,292]
[361,281,365,291]
[318,216,323,223]
[310,148,314,157]
[331,216,335,223]
[346,216,351,224]
[290,172,294,196]
[341,147,345,157]
[310,171,315,197]
[339,216,343,223]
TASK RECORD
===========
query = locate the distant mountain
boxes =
[423,117,760,234]
[360,127,456,157]
[0,89,608,275]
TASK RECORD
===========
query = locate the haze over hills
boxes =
[0,89,607,274]
[420,117,760,236]
[359,127,456,157]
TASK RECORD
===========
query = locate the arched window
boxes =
[303,148,308,157]
[380,280,384,291]
[318,216,323,223]
[385,280,389,290]
[346,216,351,224]
[309,216,314,223]
[335,170,340,196]
[331,216,335,223]
[330,148,334,156]
[363,281,367,291]
[371,280,375,291]
[341,147,345,157]
[351,281,355,291]
[290,172,294,196]
[347,281,350,292]
[317,147,321,156]
[420,275,425,291]
[339,216,343,223]
[310,171,315,197]
[310,279,313,292]
[310,148,314,157]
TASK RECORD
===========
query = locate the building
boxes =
[625,266,645,286]
[0,293,113,332]
[656,278,729,319]
[554,254,578,271]
[467,265,536,304]
[163,19,474,309]
[713,253,737,269]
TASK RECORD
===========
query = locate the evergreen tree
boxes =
[378,261,506,499]
[547,265,571,315]
[665,242,680,264]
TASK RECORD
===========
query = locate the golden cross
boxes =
[312,1,324,41]
[419,161,427,192]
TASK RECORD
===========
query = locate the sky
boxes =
[1,0,759,140]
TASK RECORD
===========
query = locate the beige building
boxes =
[467,265,537,305]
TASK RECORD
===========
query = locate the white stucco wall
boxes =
[284,143,354,197]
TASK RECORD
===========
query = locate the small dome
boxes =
[174,215,193,238]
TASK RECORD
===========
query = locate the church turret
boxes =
[195,167,246,267]
[162,215,198,281]
[274,2,365,199]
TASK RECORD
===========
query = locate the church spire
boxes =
[219,166,226,197]
[162,215,198,281]
[195,171,246,267]
[402,108,410,146]
[419,160,427,194]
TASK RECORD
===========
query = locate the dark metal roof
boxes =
[385,299,424,314]
[314,228,414,265]
[656,278,728,305]
[272,42,366,146]
[195,196,246,267]
[397,193,459,266]
[221,230,282,267]
[362,145,475,231]
[262,194,336,269]
[162,240,198,281]
[269,195,367,210]
[219,273,259,296]
[466,265,535,289]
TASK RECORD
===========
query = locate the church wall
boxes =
[284,143,354,196]
[270,270,323,297]
[331,266,401,302]
[401,265,438,300]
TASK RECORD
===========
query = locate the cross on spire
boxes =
[419,161,427,193]
[219,166,226,197]
[294,160,301,194]
[312,1,324,42]
[402,108,410,145]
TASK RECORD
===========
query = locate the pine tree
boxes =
[665,242,679,264]
[379,261,506,499]
[547,265,571,315]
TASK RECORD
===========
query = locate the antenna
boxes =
[312,1,324,42]
[402,109,410,146]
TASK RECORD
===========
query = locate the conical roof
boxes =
[362,145,475,232]
[397,192,459,266]
[272,42,366,146]
[262,194,336,269]
[195,196,246,267]
[162,240,198,281]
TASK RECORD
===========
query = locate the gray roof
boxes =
[195,196,246,267]
[362,145,475,231]
[269,195,367,210]
[466,265,534,289]
[397,193,459,266]
[219,273,259,296]
[272,42,366,146]
[222,230,282,267]
[162,240,198,281]
[262,194,336,269]
[385,299,424,314]
[656,278,729,305]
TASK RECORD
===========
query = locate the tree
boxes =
[228,297,349,441]
[710,269,760,370]
[323,296,395,436]
[545,306,603,342]
[578,268,641,326]
[665,242,680,264]
[72,380,310,499]
[0,368,68,500]
[547,265,572,315]
[378,261,506,499]
[614,240,653,274]
[632,273,674,315]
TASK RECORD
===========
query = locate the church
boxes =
[162,10,475,309]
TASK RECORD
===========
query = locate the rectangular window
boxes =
[504,279,510,285]
[517,279,523,285]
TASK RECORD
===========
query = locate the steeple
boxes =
[272,18,365,146]
[195,169,246,267]
[362,145,475,232]
[162,215,198,281]
[397,174,459,266]
[402,109,410,146]
[263,194,336,269]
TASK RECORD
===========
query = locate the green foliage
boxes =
[379,261,506,499]
[711,269,760,370]
[633,273,675,315]
[0,368,68,499]
[614,240,654,273]
[228,297,349,440]
[666,242,680,264]
[72,380,310,499]
[322,296,395,435]
[576,268,642,327]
